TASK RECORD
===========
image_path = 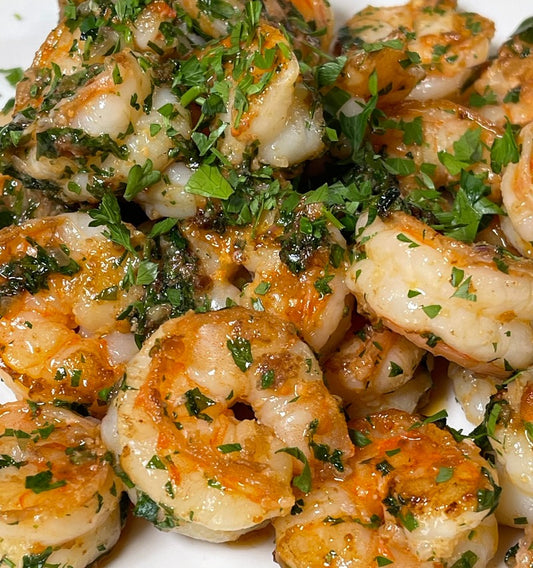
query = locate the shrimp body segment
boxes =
[335,0,494,103]
[484,369,533,527]
[501,121,533,257]
[182,216,352,353]
[102,307,353,542]
[273,409,499,568]
[0,212,143,416]
[346,212,533,376]
[323,322,429,419]
[0,400,123,567]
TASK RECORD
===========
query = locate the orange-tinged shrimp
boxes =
[102,307,353,542]
[465,23,533,128]
[0,212,143,416]
[0,400,123,567]
[273,409,500,567]
[182,212,352,353]
[370,100,502,197]
[347,211,533,377]
[335,0,494,103]
[323,321,430,418]
[500,121,533,258]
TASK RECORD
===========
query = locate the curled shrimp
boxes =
[480,369,533,528]
[513,524,533,567]
[323,320,430,419]
[465,21,533,128]
[215,23,326,167]
[101,306,353,542]
[346,211,533,377]
[500,121,533,258]
[335,0,494,103]
[181,209,352,353]
[0,400,123,567]
[447,362,498,426]
[370,100,502,196]
[273,408,500,567]
[0,212,143,416]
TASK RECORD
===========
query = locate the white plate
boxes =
[0,1,531,566]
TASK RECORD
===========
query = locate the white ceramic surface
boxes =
[0,0,531,566]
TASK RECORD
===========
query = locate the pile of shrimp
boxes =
[1,0,533,566]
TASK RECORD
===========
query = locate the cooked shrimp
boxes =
[0,400,123,567]
[370,100,501,196]
[263,0,334,60]
[0,212,143,416]
[447,362,498,426]
[0,174,66,223]
[513,524,533,567]
[216,24,326,167]
[323,321,430,418]
[501,121,533,258]
[335,0,494,103]
[482,368,533,528]
[101,306,353,542]
[346,211,533,377]
[273,408,500,567]
[465,23,533,128]
[10,50,192,207]
[182,210,352,353]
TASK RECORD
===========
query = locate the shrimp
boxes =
[370,100,502,196]
[263,0,334,60]
[0,212,143,416]
[0,400,124,568]
[479,368,533,528]
[0,174,66,224]
[273,408,500,568]
[500,121,533,258]
[216,23,326,167]
[8,50,192,208]
[323,320,431,419]
[513,524,533,567]
[335,0,494,103]
[465,21,533,128]
[447,362,498,426]
[101,306,353,542]
[181,208,352,353]
[346,211,533,377]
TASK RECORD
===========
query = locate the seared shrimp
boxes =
[335,0,494,103]
[217,24,325,167]
[0,400,123,567]
[501,121,533,258]
[370,100,501,196]
[323,321,430,418]
[448,362,497,426]
[9,49,192,208]
[346,211,533,377]
[481,368,533,527]
[0,212,143,416]
[513,524,533,567]
[101,307,353,542]
[465,22,533,128]
[182,211,352,353]
[273,409,500,567]
[323,325,431,418]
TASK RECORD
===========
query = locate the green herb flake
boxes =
[185,164,234,199]
[436,466,454,483]
[25,470,67,494]
[146,455,167,470]
[422,304,442,319]
[276,447,312,493]
[217,443,242,453]
[227,336,253,372]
